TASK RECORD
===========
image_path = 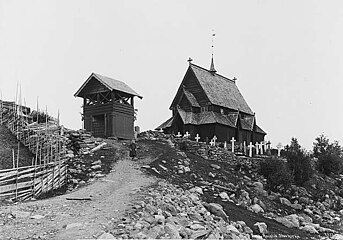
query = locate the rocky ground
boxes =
[2,130,343,239]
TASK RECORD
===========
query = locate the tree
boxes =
[284,138,313,186]
[314,134,343,175]
[259,158,293,192]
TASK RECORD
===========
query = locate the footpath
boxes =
[0,158,155,240]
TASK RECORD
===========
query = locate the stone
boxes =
[92,160,101,165]
[91,164,101,171]
[65,222,83,230]
[190,230,209,239]
[219,192,230,200]
[280,197,292,207]
[164,223,181,239]
[30,215,45,220]
[12,210,31,218]
[300,225,318,234]
[250,204,264,214]
[253,222,268,236]
[251,235,264,240]
[190,187,203,195]
[226,224,241,235]
[210,164,221,170]
[163,203,178,216]
[190,223,205,230]
[291,203,302,210]
[332,234,343,240]
[276,214,299,228]
[252,182,264,192]
[154,214,165,223]
[204,202,228,221]
[208,172,216,178]
[97,232,116,239]
[299,196,310,204]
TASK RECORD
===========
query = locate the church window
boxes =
[201,106,208,112]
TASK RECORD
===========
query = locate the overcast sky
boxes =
[0,0,342,150]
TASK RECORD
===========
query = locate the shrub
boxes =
[313,134,343,175]
[284,138,313,186]
[259,158,293,192]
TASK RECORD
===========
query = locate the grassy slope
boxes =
[0,125,34,169]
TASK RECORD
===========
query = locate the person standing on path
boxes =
[129,140,137,160]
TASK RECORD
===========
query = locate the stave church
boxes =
[156,57,266,144]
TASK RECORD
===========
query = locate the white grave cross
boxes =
[184,131,190,138]
[176,132,182,138]
[210,138,215,147]
[262,141,266,152]
[224,141,227,149]
[230,137,236,153]
[276,143,283,157]
[248,142,253,157]
[212,136,217,145]
[195,133,200,142]
[259,142,264,155]
[255,142,259,155]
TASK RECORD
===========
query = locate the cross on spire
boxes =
[210,31,216,74]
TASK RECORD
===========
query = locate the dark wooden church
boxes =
[74,73,142,139]
[157,58,266,144]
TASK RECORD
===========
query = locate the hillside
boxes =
[0,125,34,169]
[1,130,343,239]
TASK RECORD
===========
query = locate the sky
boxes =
[0,0,342,150]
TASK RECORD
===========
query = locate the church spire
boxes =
[210,31,216,74]
[210,55,216,74]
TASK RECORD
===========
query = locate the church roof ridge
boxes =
[189,63,235,83]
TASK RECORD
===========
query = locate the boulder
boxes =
[300,225,318,234]
[210,164,221,170]
[332,234,343,240]
[164,223,181,239]
[276,214,299,228]
[252,182,264,192]
[219,192,230,200]
[65,222,83,230]
[98,232,116,239]
[250,204,264,214]
[280,197,292,207]
[190,187,203,195]
[291,203,302,210]
[203,202,228,221]
[253,222,268,236]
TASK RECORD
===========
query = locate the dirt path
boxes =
[0,158,155,240]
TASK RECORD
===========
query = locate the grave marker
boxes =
[255,142,259,155]
[212,136,217,145]
[248,142,253,157]
[224,141,227,149]
[195,134,200,142]
[176,132,182,138]
[259,142,264,155]
[184,131,190,138]
[210,139,215,147]
[230,137,236,153]
[277,143,283,157]
[243,141,247,155]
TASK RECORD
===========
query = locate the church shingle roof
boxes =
[190,64,253,115]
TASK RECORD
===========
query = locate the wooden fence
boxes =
[0,101,68,201]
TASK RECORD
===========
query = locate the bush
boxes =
[259,158,293,192]
[285,138,313,186]
[313,134,343,175]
